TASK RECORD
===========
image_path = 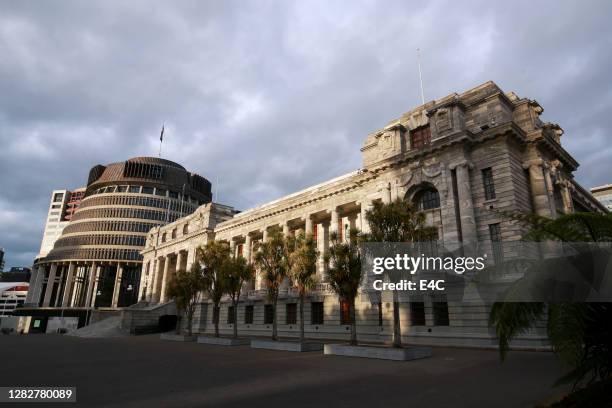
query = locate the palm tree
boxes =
[222,255,254,339]
[490,212,612,389]
[325,229,363,345]
[254,230,287,341]
[166,263,205,336]
[288,232,319,343]
[364,198,438,348]
[197,240,231,337]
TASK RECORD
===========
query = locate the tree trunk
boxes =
[187,313,193,336]
[299,294,305,344]
[350,298,357,345]
[232,300,238,339]
[175,314,182,335]
[392,290,402,348]
[213,304,220,337]
[272,297,278,341]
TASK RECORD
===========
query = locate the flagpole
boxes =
[159,122,165,158]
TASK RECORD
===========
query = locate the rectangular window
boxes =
[286,303,297,325]
[311,302,324,325]
[169,190,179,199]
[312,224,318,242]
[244,305,254,324]
[155,188,166,196]
[410,125,431,149]
[53,193,64,202]
[378,301,383,326]
[489,223,503,264]
[227,306,235,324]
[410,302,426,326]
[142,186,154,194]
[482,167,496,200]
[340,300,351,325]
[117,185,128,192]
[432,302,450,326]
[264,304,274,324]
[128,185,140,193]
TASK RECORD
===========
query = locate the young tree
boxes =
[325,229,363,345]
[288,232,319,343]
[197,240,231,337]
[254,230,287,341]
[364,198,438,348]
[222,255,255,339]
[166,262,205,336]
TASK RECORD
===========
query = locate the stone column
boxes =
[137,261,148,302]
[229,239,236,257]
[282,223,289,236]
[111,263,123,308]
[42,263,58,307]
[383,182,392,203]
[543,164,557,217]
[150,258,164,303]
[360,201,372,234]
[528,163,553,217]
[560,180,574,214]
[61,263,76,307]
[330,207,339,237]
[244,235,252,263]
[317,222,328,278]
[159,255,172,303]
[176,251,185,273]
[305,216,313,235]
[90,264,102,308]
[85,262,98,308]
[455,162,477,247]
[53,266,66,307]
[186,247,196,270]
[262,228,269,242]
[24,266,40,305]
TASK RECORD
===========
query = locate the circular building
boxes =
[28,157,211,316]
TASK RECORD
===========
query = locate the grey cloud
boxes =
[1,0,611,268]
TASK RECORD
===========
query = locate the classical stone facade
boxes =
[138,81,605,346]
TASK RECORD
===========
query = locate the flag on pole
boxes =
[160,124,165,142]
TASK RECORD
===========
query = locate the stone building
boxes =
[135,81,606,346]
[18,157,212,333]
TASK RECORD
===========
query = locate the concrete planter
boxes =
[197,336,250,346]
[324,343,432,361]
[160,333,197,342]
[251,339,324,352]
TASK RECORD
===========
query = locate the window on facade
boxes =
[169,190,179,199]
[227,306,235,324]
[117,185,127,192]
[161,233,166,243]
[264,304,274,324]
[171,229,177,239]
[482,167,496,200]
[155,188,166,197]
[142,186,154,195]
[183,224,189,235]
[410,125,431,149]
[286,303,297,325]
[312,224,318,242]
[340,300,351,325]
[489,223,503,264]
[416,188,440,210]
[410,302,426,326]
[378,301,383,326]
[244,305,254,324]
[53,193,64,202]
[433,301,450,326]
[128,185,140,193]
[311,302,324,325]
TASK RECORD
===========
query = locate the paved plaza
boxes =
[1,335,566,407]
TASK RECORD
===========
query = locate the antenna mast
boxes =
[417,48,425,105]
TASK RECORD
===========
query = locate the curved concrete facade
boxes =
[26,157,212,311]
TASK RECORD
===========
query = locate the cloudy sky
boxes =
[1,0,611,269]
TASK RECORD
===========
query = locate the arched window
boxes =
[414,187,440,210]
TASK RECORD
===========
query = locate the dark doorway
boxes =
[94,265,116,308]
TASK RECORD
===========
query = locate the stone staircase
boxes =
[120,301,177,335]
[68,316,125,338]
